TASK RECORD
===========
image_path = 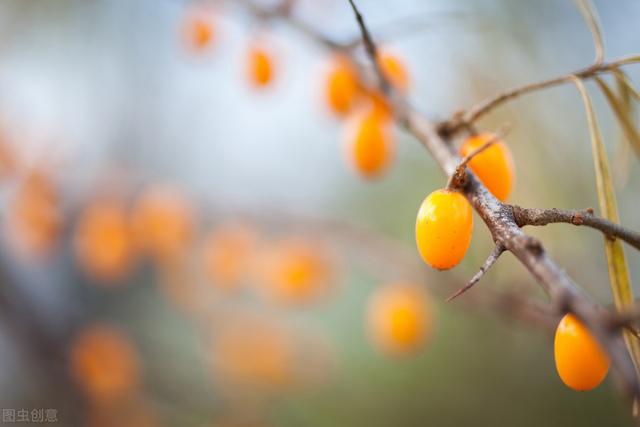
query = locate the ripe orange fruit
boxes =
[415,189,473,270]
[74,197,133,283]
[247,42,274,88]
[554,313,610,391]
[70,325,140,403]
[379,51,410,93]
[325,56,360,116]
[258,239,332,305]
[5,170,61,258]
[181,6,215,53]
[344,109,394,179]
[202,223,257,292]
[130,185,194,262]
[459,133,515,202]
[367,283,433,356]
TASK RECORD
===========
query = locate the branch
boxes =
[446,243,505,302]
[439,55,640,136]
[512,206,640,252]
[345,0,391,92]
[237,0,640,400]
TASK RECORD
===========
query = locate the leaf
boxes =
[574,0,604,63]
[571,76,640,377]
[612,68,640,102]
[594,76,640,159]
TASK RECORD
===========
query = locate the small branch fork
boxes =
[234,0,640,401]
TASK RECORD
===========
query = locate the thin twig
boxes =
[345,0,391,93]
[446,244,506,302]
[439,55,640,136]
[512,206,640,252]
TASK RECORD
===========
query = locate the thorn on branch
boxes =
[446,243,506,302]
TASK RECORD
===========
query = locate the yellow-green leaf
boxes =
[571,76,640,377]
[612,68,640,102]
[595,76,640,159]
[574,0,604,63]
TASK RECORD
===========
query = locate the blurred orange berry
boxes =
[203,223,257,292]
[131,185,195,262]
[415,189,473,270]
[325,56,360,116]
[247,42,275,88]
[258,239,333,305]
[210,317,293,389]
[554,313,610,391]
[459,133,515,202]
[181,6,216,53]
[379,51,410,93]
[70,325,140,403]
[5,170,61,258]
[74,197,133,283]
[367,282,433,356]
[344,109,394,179]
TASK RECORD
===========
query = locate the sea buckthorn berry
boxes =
[379,51,410,93]
[74,197,133,283]
[415,189,473,270]
[131,185,194,262]
[459,132,515,202]
[344,110,395,179]
[247,42,275,88]
[554,313,610,391]
[202,223,257,292]
[181,6,215,53]
[258,239,332,305]
[5,170,61,258]
[325,56,360,116]
[367,282,433,356]
[70,325,139,403]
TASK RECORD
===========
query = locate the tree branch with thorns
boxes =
[234,0,640,410]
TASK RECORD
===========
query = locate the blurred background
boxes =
[0,0,639,426]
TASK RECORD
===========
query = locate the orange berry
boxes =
[131,185,194,262]
[182,7,215,53]
[379,51,410,93]
[415,189,473,270]
[70,325,140,403]
[247,42,274,88]
[367,283,433,356]
[554,313,610,391]
[258,239,332,305]
[344,110,394,179]
[5,171,61,258]
[459,133,515,202]
[325,56,360,116]
[74,197,133,283]
[202,223,257,292]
